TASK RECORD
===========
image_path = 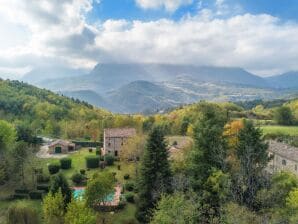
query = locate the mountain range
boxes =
[16,63,298,113]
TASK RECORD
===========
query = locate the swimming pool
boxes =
[72,188,115,202]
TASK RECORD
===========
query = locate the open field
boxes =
[261,125,298,136]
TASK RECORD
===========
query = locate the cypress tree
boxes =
[235,120,269,209]
[189,103,228,191]
[136,126,172,223]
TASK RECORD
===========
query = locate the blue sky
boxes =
[87,0,298,22]
[1,0,298,78]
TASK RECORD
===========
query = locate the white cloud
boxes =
[0,0,298,77]
[135,0,193,12]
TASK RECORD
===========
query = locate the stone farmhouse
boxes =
[48,140,76,154]
[267,140,298,175]
[103,128,136,157]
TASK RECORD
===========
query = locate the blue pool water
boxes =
[73,188,115,202]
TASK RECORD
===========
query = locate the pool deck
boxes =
[100,184,121,206]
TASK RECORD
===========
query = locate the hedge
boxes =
[80,169,86,175]
[37,174,50,183]
[36,184,49,192]
[29,191,43,200]
[123,174,130,180]
[124,192,134,203]
[60,158,72,169]
[105,154,115,166]
[71,172,84,185]
[72,141,102,147]
[15,189,29,194]
[124,182,135,192]
[48,162,60,174]
[85,155,100,168]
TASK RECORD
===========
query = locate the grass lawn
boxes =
[260,125,298,136]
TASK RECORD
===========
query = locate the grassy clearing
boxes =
[260,125,298,136]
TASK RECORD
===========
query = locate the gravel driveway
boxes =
[36,145,69,159]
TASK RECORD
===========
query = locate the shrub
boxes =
[60,158,72,169]
[124,192,135,203]
[36,184,49,192]
[124,174,130,180]
[13,194,29,200]
[105,154,115,166]
[15,189,29,194]
[125,182,134,192]
[85,155,99,168]
[80,169,86,175]
[48,162,60,174]
[37,174,50,183]
[29,190,43,200]
[89,148,93,153]
[7,201,39,224]
[71,172,84,185]
[96,149,101,155]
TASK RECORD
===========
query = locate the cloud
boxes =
[135,0,193,12]
[0,0,298,77]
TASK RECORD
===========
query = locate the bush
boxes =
[48,162,60,174]
[36,184,50,192]
[96,149,101,155]
[125,182,135,192]
[29,190,43,199]
[124,192,135,203]
[105,154,115,166]
[60,158,72,169]
[7,201,39,224]
[37,174,50,183]
[89,148,93,153]
[71,172,84,185]
[85,155,100,168]
[124,174,130,180]
[80,169,86,175]
[15,189,29,194]
[13,194,29,200]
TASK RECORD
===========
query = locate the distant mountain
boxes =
[60,90,111,109]
[20,63,298,113]
[266,71,298,89]
[22,66,85,84]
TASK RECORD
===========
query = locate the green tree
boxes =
[11,141,29,186]
[188,103,227,191]
[200,169,231,222]
[150,192,198,224]
[50,173,72,208]
[43,189,65,224]
[85,172,114,208]
[0,119,16,152]
[274,106,294,125]
[235,120,269,209]
[136,126,172,223]
[65,200,96,224]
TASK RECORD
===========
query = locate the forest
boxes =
[2,79,298,223]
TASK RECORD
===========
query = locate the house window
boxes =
[108,142,111,146]
[282,159,287,166]
[115,150,118,157]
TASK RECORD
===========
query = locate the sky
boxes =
[1,0,298,78]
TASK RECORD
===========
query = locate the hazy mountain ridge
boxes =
[19,63,298,113]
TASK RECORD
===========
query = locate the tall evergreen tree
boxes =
[50,173,72,208]
[136,126,172,223]
[188,103,228,191]
[235,120,269,209]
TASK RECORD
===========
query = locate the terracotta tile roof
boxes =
[268,140,298,162]
[49,139,74,147]
[104,128,136,138]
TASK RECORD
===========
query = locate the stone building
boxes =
[103,128,136,157]
[267,140,298,175]
[48,140,76,154]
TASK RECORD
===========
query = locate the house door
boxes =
[55,146,62,153]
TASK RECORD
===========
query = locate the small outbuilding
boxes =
[48,140,76,154]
